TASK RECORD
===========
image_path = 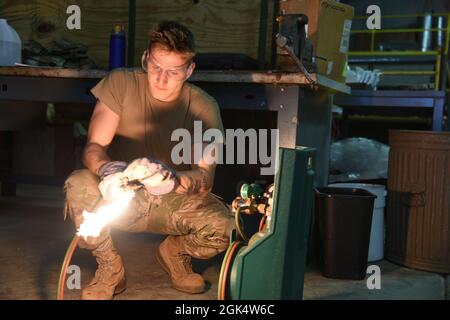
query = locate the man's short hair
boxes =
[148,21,196,60]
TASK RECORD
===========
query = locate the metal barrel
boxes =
[386,130,450,273]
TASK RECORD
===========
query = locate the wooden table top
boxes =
[0,66,350,93]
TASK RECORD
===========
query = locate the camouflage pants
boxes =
[63,169,235,259]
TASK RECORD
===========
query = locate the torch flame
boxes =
[77,189,135,239]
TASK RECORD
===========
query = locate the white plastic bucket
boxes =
[329,183,386,262]
[0,19,22,66]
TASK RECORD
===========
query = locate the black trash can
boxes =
[314,187,376,280]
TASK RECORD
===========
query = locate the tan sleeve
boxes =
[189,85,224,137]
[196,98,224,136]
[90,69,127,116]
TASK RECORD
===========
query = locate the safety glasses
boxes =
[141,50,192,81]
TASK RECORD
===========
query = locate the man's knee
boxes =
[187,213,234,258]
[64,169,99,193]
[211,199,235,235]
[198,207,235,249]
[64,169,101,222]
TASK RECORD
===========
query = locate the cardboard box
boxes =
[278,0,354,83]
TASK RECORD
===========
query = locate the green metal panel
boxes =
[230,146,315,299]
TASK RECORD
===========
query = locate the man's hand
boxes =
[174,167,213,195]
[98,161,128,180]
[174,142,217,195]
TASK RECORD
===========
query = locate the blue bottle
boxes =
[108,24,126,70]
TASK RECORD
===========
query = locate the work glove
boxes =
[123,157,177,195]
[97,161,128,180]
[97,161,128,201]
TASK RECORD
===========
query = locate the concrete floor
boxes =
[304,260,446,300]
[0,184,448,300]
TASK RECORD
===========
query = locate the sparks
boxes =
[77,189,135,239]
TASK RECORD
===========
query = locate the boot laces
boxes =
[94,255,122,285]
[172,254,194,275]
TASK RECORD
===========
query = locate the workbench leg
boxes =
[297,90,333,268]
[296,90,333,187]
[265,86,333,187]
[432,98,444,131]
[265,85,300,149]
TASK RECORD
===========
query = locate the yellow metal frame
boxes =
[349,13,450,90]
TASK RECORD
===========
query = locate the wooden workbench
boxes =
[0,66,349,92]
[0,66,349,198]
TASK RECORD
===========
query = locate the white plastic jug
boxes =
[329,183,386,262]
[0,19,22,66]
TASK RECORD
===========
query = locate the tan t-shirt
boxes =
[91,68,224,171]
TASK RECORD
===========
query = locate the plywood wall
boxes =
[1,0,275,69]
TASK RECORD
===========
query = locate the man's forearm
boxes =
[82,142,111,176]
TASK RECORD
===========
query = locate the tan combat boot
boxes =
[156,236,206,294]
[81,238,126,300]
